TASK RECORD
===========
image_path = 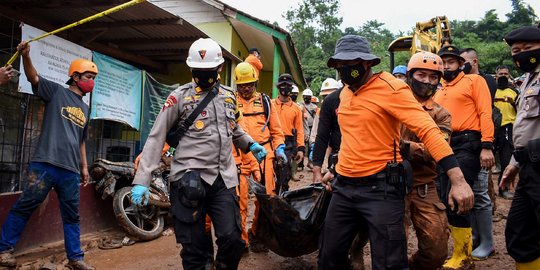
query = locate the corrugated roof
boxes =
[0,0,240,70]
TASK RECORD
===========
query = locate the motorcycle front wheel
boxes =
[113,187,165,241]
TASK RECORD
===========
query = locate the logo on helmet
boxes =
[198,50,207,60]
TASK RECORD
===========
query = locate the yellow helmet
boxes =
[234,62,258,85]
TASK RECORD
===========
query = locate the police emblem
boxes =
[195,120,205,130]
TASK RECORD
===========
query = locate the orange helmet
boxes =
[69,59,98,77]
[311,96,319,103]
[407,51,443,76]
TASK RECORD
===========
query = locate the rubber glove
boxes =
[131,184,150,206]
[275,144,287,163]
[249,142,267,163]
[309,143,314,161]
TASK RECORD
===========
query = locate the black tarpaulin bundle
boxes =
[249,179,331,257]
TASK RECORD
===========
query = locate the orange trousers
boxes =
[237,147,276,246]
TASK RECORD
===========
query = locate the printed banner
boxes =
[90,52,142,130]
[19,24,92,104]
[140,72,178,149]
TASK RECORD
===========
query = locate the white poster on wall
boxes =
[19,24,93,104]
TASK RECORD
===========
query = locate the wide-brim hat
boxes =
[327,35,381,68]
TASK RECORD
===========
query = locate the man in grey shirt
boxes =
[0,42,96,270]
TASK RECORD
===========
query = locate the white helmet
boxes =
[186,38,225,69]
[320,78,340,91]
[291,85,299,93]
[302,88,313,97]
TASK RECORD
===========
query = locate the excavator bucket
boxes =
[248,179,331,257]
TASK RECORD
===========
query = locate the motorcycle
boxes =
[89,152,172,241]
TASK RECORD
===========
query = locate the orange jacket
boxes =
[238,92,285,147]
[272,98,305,149]
[336,72,454,178]
[237,92,285,168]
[245,54,263,77]
[433,72,494,143]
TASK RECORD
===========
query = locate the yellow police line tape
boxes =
[5,0,146,66]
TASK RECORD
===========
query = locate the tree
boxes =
[285,0,342,95]
[505,0,538,29]
[476,9,506,42]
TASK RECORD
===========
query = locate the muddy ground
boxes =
[10,169,515,270]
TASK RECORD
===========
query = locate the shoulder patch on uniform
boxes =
[162,95,177,111]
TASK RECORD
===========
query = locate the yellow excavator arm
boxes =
[388,16,452,69]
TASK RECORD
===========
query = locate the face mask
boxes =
[290,94,298,101]
[338,63,366,89]
[192,69,218,90]
[497,76,509,89]
[462,62,473,74]
[303,97,311,104]
[512,48,540,73]
[279,85,293,96]
[442,69,461,82]
[76,79,95,93]
[409,78,437,99]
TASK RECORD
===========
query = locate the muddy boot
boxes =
[248,229,268,253]
[66,260,96,270]
[442,226,474,270]
[0,250,15,267]
[517,256,540,270]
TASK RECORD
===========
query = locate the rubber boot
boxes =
[471,209,495,260]
[471,211,478,249]
[442,226,474,270]
[516,257,540,270]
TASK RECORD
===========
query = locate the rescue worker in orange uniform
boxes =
[245,48,263,78]
[400,51,451,270]
[318,35,474,270]
[272,74,305,193]
[434,45,495,269]
[233,62,287,253]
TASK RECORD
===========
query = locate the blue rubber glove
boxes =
[249,142,267,163]
[309,143,314,161]
[131,185,150,206]
[275,144,287,163]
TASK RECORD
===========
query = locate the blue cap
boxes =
[392,65,407,75]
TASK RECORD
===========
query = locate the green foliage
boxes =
[284,0,538,89]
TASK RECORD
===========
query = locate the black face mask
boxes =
[279,85,293,96]
[512,48,540,73]
[497,76,509,89]
[290,94,298,101]
[303,97,311,104]
[192,69,219,90]
[442,69,461,82]
[462,62,473,74]
[338,63,366,89]
[409,78,438,99]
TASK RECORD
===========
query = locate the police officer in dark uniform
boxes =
[500,26,540,269]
